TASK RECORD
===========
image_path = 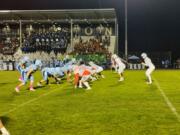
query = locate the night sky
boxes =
[0,0,180,60]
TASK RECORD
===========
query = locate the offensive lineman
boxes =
[37,67,64,86]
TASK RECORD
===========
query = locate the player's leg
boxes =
[145,69,152,84]
[53,76,61,84]
[81,75,91,90]
[19,70,25,82]
[115,64,118,72]
[79,78,83,88]
[97,67,104,78]
[29,75,35,91]
[89,75,97,81]
[66,71,71,82]
[0,119,10,135]
[98,72,105,79]
[118,67,124,81]
[145,67,155,84]
[16,65,23,82]
[37,71,48,86]
[15,82,25,92]
[83,81,91,90]
[120,73,124,81]
[15,73,27,92]
[74,73,79,89]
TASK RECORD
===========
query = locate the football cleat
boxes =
[119,78,124,82]
[30,88,35,91]
[37,82,42,87]
[86,87,92,90]
[146,82,152,85]
[15,87,20,93]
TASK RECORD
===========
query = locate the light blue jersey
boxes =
[54,67,65,77]
[65,61,73,66]
[16,57,31,83]
[16,59,27,72]
[41,67,64,81]
[24,64,38,73]
[22,64,38,84]
[42,67,55,75]
[61,64,74,73]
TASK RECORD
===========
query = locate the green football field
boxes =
[0,70,180,135]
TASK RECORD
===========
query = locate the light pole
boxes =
[125,0,128,60]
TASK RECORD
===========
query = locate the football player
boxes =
[89,61,104,79]
[16,56,30,82]
[141,53,155,84]
[15,60,42,92]
[73,64,92,90]
[112,54,126,81]
[37,67,64,86]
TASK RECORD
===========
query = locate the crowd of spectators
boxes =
[0,53,15,62]
[21,27,70,53]
[0,24,20,54]
[73,37,109,54]
[0,38,19,54]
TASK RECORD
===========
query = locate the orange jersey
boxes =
[82,70,91,76]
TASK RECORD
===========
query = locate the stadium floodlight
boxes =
[0,10,11,13]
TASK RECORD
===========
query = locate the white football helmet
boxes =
[141,53,147,59]
[89,61,94,66]
[71,58,76,63]
[23,56,29,62]
[112,54,117,59]
[35,59,42,67]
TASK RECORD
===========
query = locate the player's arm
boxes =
[120,58,129,65]
[141,61,148,66]
[20,63,25,69]
[66,71,72,82]
[53,74,61,81]
[26,68,33,78]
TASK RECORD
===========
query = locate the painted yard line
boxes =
[1,85,67,116]
[153,77,180,122]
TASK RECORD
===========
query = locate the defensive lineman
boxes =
[141,53,155,84]
[37,67,64,86]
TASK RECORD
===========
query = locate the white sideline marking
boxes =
[1,86,66,116]
[154,77,180,122]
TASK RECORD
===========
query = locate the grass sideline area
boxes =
[0,70,180,135]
